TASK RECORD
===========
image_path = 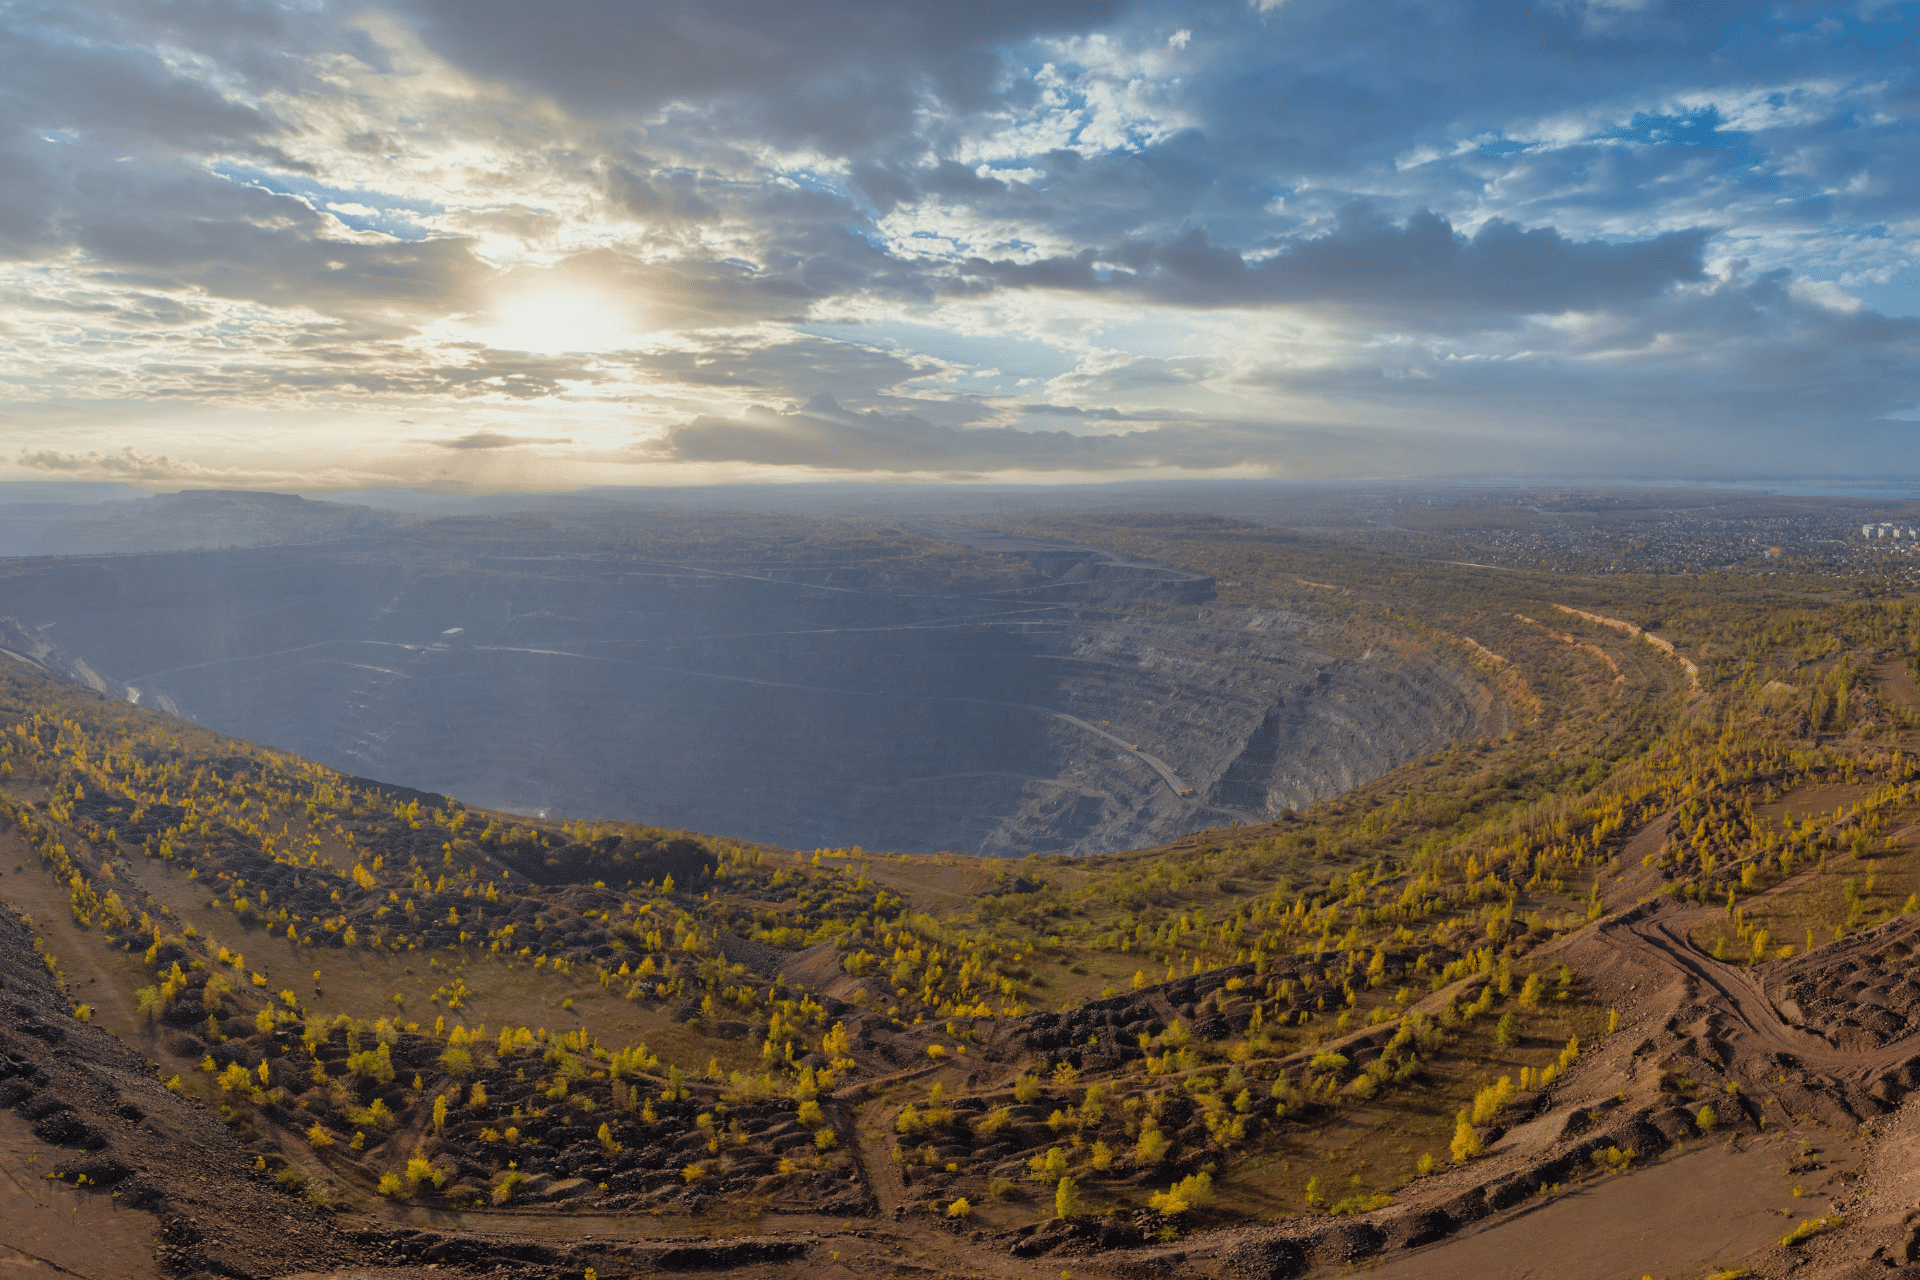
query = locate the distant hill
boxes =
[0,488,415,556]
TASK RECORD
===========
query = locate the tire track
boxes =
[1596,899,1920,1084]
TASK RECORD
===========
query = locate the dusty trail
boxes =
[1598,899,1920,1082]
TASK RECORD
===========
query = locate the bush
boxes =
[1469,1077,1514,1125]
[1781,1216,1844,1247]
[1149,1171,1213,1215]
[306,1123,336,1149]
[1494,1012,1521,1048]
[1590,1145,1634,1173]
[1695,1104,1718,1133]
[1013,1074,1043,1104]
[404,1155,447,1191]
[947,1197,972,1218]
[1027,1147,1068,1182]
[1331,1192,1393,1215]
[972,1107,1011,1136]
[347,1098,395,1130]
[1450,1114,1482,1163]
[347,1043,395,1084]
[1136,1128,1171,1165]
[989,1177,1017,1199]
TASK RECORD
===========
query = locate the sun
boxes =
[482,290,637,354]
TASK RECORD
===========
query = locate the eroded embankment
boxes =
[0,905,364,1279]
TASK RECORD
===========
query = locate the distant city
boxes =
[1294,493,1920,584]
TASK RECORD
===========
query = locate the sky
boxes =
[2,0,1918,493]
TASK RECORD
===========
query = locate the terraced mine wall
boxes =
[0,516,1491,855]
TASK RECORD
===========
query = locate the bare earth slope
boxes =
[0,903,363,1278]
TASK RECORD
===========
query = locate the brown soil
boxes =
[0,903,366,1280]
[1356,1137,1839,1280]
[0,1109,163,1279]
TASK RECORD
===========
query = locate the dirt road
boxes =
[1596,901,1920,1082]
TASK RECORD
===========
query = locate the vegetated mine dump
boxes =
[0,508,1489,857]
[3,509,1920,1280]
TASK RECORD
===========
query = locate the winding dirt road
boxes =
[1593,903,1920,1079]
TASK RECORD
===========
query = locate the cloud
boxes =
[959,207,1710,324]
[652,395,1251,475]
[430,431,574,450]
[395,0,1130,150]
[16,446,313,485]
[0,0,1916,484]
[647,393,1724,480]
[1233,264,1920,444]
